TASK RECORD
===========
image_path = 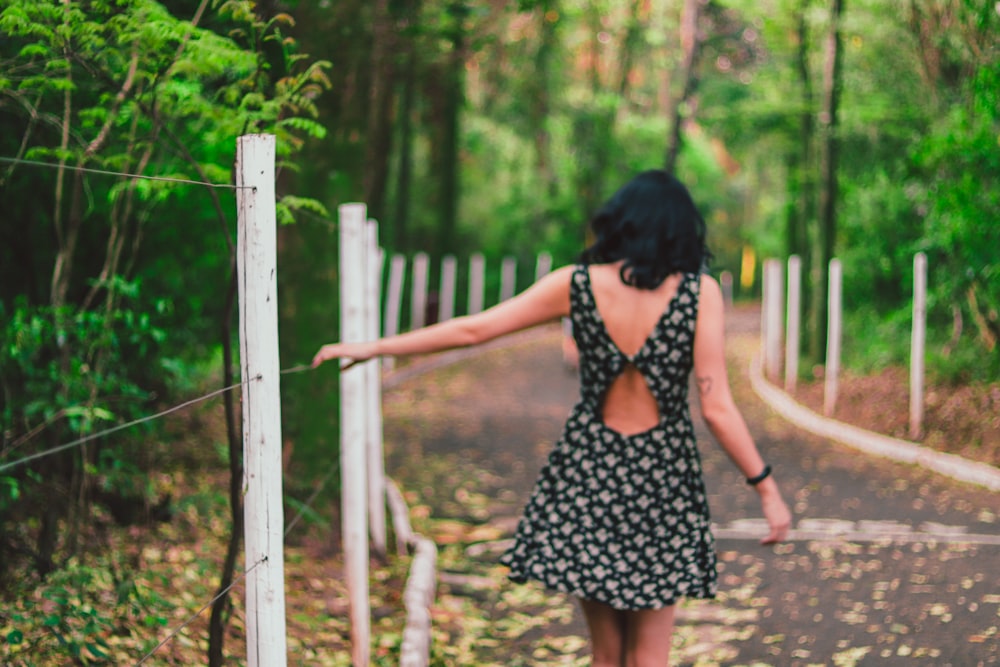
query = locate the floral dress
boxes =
[500,265,718,610]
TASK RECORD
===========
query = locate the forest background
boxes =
[0,0,997,664]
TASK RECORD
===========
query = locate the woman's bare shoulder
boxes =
[698,273,722,298]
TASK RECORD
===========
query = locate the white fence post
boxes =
[719,270,733,307]
[438,255,457,322]
[763,259,784,382]
[535,251,552,282]
[383,254,406,371]
[910,252,927,439]
[236,133,288,667]
[468,253,485,315]
[338,203,370,667]
[500,256,517,302]
[411,252,429,330]
[365,222,387,560]
[785,255,802,392]
[759,263,768,369]
[824,258,843,417]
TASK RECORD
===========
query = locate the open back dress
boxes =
[500,265,718,610]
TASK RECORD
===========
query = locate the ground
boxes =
[3,310,997,666]
[793,365,1000,467]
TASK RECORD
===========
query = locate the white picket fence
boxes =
[337,203,554,666]
[760,253,929,439]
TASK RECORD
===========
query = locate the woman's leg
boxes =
[623,605,677,667]
[579,598,626,667]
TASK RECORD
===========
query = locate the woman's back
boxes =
[580,263,685,436]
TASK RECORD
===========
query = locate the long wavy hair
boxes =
[578,170,712,289]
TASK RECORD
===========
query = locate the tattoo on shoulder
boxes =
[697,376,713,395]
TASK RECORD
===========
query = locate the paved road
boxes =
[381,308,1000,667]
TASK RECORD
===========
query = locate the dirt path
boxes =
[380,312,1000,667]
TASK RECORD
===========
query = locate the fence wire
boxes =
[0,155,248,189]
[0,377,255,473]
[1,363,315,474]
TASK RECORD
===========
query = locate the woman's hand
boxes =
[758,483,792,545]
[311,341,379,369]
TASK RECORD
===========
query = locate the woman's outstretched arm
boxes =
[312,265,574,368]
[693,274,792,544]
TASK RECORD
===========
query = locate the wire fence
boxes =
[0,155,249,189]
[1,377,250,473]
[1,153,339,665]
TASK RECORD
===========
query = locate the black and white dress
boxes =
[500,265,718,610]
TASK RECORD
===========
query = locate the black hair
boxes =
[578,169,712,289]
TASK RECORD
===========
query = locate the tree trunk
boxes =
[810,0,845,360]
[390,0,422,254]
[208,263,244,667]
[435,0,466,256]
[664,0,703,173]
[617,0,645,98]
[363,0,395,224]
[394,49,416,253]
[531,0,560,196]
[793,1,817,357]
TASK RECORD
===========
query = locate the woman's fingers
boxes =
[312,343,374,369]
[760,522,789,545]
[311,344,338,368]
[759,496,792,545]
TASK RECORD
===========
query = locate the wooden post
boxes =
[823,258,843,417]
[468,253,485,315]
[365,221,387,559]
[759,261,769,370]
[910,252,927,439]
[438,255,457,322]
[535,251,552,282]
[764,259,783,382]
[236,133,288,667]
[719,270,733,307]
[383,254,406,371]
[785,255,802,392]
[500,256,517,302]
[338,203,370,667]
[411,252,429,330]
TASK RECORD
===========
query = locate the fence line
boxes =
[761,252,929,433]
[4,138,304,665]
[5,146,557,665]
[0,155,246,189]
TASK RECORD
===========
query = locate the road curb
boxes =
[748,355,1000,492]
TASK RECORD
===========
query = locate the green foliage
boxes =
[838,169,924,309]
[0,0,332,594]
[913,59,1000,365]
[0,288,163,434]
[0,556,172,665]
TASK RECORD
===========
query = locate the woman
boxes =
[313,170,791,666]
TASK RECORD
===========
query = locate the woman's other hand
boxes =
[757,481,792,545]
